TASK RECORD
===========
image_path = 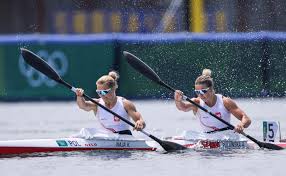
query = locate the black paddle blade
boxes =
[123,51,162,84]
[20,48,61,82]
[258,141,284,150]
[159,140,187,152]
[246,134,284,150]
[149,134,187,151]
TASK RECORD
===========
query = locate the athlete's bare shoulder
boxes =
[222,96,238,111]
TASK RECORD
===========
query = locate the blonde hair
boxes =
[195,69,214,88]
[96,71,119,88]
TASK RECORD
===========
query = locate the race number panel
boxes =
[263,121,280,142]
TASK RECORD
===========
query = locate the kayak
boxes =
[1,136,285,155]
[0,137,157,155]
[166,136,286,150]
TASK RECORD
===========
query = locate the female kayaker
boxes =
[174,69,251,134]
[75,71,146,135]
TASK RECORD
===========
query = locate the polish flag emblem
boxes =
[215,112,222,118]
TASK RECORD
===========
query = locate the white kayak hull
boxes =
[0,137,285,155]
[0,137,157,155]
[167,137,286,150]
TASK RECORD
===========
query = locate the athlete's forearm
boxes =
[241,115,251,128]
[76,96,90,111]
[175,100,190,112]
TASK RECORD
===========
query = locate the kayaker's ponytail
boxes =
[202,69,212,77]
[195,68,214,88]
[108,71,119,82]
[96,70,119,89]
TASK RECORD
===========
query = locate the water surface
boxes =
[0,99,285,176]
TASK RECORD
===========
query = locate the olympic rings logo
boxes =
[19,50,68,87]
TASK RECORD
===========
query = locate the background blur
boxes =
[0,0,286,101]
[2,0,286,33]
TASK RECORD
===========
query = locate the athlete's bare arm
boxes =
[123,99,145,130]
[174,90,199,112]
[223,97,251,133]
[75,88,98,112]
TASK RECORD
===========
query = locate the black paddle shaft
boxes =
[57,77,185,150]
[59,79,136,127]
[160,80,236,130]
[158,77,285,150]
[123,51,284,150]
[58,71,186,151]
[20,48,187,152]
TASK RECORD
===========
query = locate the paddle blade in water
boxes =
[123,51,162,84]
[20,48,61,82]
[259,142,284,150]
[148,134,187,151]
[246,134,284,150]
[159,140,187,151]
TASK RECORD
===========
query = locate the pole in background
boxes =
[190,0,205,32]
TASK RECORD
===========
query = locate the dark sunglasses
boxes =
[194,88,210,95]
[96,88,111,96]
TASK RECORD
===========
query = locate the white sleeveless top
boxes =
[195,94,231,132]
[95,97,130,132]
